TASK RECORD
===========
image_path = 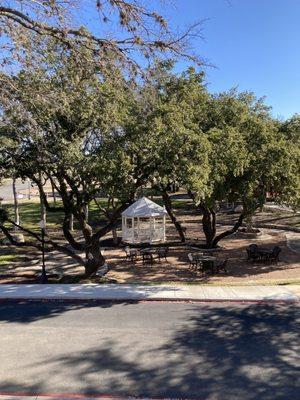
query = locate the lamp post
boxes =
[39,219,48,284]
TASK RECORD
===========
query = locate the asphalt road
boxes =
[0,301,299,399]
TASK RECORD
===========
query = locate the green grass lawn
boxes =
[0,253,16,266]
[3,198,109,231]
[2,197,299,233]
[0,245,22,268]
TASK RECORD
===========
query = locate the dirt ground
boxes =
[1,213,299,284]
[103,218,300,284]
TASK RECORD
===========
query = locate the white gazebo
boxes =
[122,197,167,244]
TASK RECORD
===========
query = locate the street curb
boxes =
[0,392,182,400]
[0,297,298,304]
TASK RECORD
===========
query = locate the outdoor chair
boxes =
[156,247,169,262]
[247,244,260,262]
[123,246,137,263]
[142,251,154,265]
[215,258,228,274]
[267,246,281,264]
[188,253,197,270]
[188,253,204,272]
[124,246,131,261]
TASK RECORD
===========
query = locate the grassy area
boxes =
[0,254,16,266]
[0,245,22,267]
[216,209,300,229]
[254,209,300,228]
[2,196,193,233]
[3,198,109,231]
[2,197,299,233]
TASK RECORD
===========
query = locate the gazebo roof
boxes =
[122,196,167,217]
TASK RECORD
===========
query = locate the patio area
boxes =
[103,228,300,284]
[0,210,299,284]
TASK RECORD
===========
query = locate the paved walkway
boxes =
[0,283,298,302]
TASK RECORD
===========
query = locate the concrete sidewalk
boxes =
[0,283,298,302]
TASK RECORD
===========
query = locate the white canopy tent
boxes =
[122,197,167,244]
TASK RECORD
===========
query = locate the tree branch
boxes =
[212,213,245,247]
[62,213,85,251]
[93,201,131,241]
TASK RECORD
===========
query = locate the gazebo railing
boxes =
[122,226,164,243]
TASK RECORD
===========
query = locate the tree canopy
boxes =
[0,0,203,73]
[0,33,299,274]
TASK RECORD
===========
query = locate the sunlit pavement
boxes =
[0,283,298,302]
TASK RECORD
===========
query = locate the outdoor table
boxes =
[193,254,217,274]
[128,248,139,262]
[257,247,273,254]
[129,248,139,254]
[140,248,156,264]
[257,247,273,263]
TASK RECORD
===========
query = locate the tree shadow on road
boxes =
[0,299,139,323]
[0,303,299,399]
[157,303,300,399]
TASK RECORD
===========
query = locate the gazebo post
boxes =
[148,217,152,244]
[132,217,134,243]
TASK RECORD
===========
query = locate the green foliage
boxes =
[125,64,211,195]
[189,89,300,213]
[0,37,299,255]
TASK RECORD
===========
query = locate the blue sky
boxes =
[78,0,300,119]
[168,0,300,119]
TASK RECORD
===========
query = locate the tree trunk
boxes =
[245,213,253,231]
[211,213,245,248]
[40,191,47,227]
[83,204,89,222]
[27,178,31,200]
[85,237,105,276]
[51,179,57,204]
[110,198,118,244]
[162,189,185,242]
[75,212,105,276]
[198,202,245,248]
[199,204,216,248]
[12,177,20,229]
[38,172,47,234]
[112,227,118,244]
[69,214,74,231]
